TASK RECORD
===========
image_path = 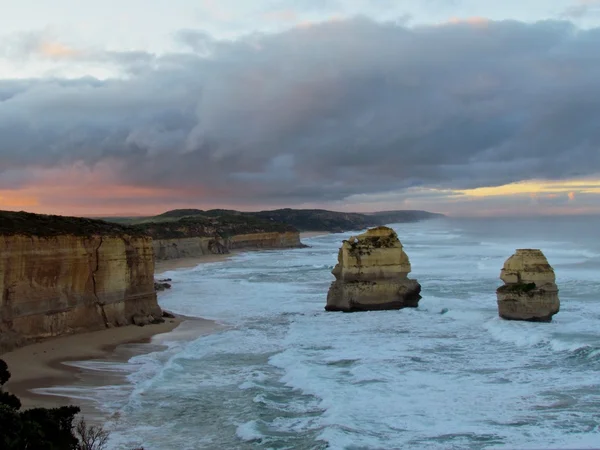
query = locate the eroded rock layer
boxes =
[153,232,303,260]
[0,232,161,353]
[326,226,421,312]
[496,249,560,322]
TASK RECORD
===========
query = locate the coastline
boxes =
[2,316,222,420]
[2,318,181,411]
[1,236,323,418]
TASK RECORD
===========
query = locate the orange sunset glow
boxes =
[2,176,599,217]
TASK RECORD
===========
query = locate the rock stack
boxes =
[496,249,560,322]
[325,226,421,312]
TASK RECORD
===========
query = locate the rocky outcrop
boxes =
[0,211,163,353]
[496,249,560,322]
[154,278,172,292]
[326,226,421,312]
[153,237,222,260]
[153,232,303,261]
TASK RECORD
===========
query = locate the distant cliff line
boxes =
[104,208,444,261]
[103,208,445,234]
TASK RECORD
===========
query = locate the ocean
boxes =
[39,217,600,449]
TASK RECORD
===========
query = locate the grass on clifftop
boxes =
[103,208,444,232]
[134,213,297,240]
[0,210,146,237]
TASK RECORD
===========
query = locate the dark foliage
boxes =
[0,359,149,449]
[0,210,146,237]
[139,208,444,235]
[0,358,81,449]
[0,359,10,385]
[0,391,21,409]
[103,208,443,234]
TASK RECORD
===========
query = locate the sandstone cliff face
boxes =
[227,231,302,250]
[496,249,560,322]
[153,232,303,260]
[0,234,162,353]
[153,237,224,260]
[326,226,421,312]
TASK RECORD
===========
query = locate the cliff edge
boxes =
[0,211,162,353]
[136,214,304,260]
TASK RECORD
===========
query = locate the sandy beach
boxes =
[2,316,221,418]
[2,318,177,409]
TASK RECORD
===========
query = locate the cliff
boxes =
[0,211,162,353]
[496,249,560,322]
[326,226,421,312]
[137,215,304,260]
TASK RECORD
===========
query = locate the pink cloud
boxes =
[444,16,490,27]
[38,41,80,59]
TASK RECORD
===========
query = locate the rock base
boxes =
[497,284,559,322]
[325,279,422,312]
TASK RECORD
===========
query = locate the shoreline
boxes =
[2,316,223,421]
[155,251,239,274]
[2,317,184,412]
[300,231,331,239]
[1,236,324,418]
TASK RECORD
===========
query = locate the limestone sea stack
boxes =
[325,226,421,312]
[496,249,560,322]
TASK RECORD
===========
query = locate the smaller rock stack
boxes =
[496,249,560,322]
[326,226,421,312]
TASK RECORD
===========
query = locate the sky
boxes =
[2,0,600,217]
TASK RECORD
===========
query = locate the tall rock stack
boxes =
[325,226,421,312]
[496,249,560,322]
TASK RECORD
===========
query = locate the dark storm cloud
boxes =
[2,18,600,203]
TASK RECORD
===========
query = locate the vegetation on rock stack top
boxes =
[0,210,146,237]
[134,213,297,240]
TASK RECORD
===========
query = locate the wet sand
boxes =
[2,318,178,409]
[2,316,221,421]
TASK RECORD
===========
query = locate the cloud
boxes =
[0,31,81,61]
[562,0,600,18]
[2,17,600,213]
[443,16,490,27]
[38,41,80,58]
